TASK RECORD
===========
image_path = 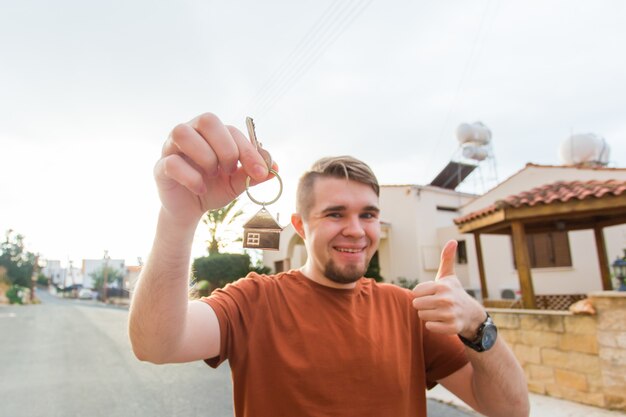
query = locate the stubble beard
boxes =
[323,257,371,285]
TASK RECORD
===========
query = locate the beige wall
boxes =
[378,185,474,283]
[490,291,626,410]
[263,224,307,272]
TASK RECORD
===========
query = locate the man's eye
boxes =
[327,213,341,218]
[361,213,377,219]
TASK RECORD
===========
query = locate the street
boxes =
[0,289,476,417]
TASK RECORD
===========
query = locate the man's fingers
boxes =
[424,320,459,335]
[168,123,219,176]
[154,154,206,195]
[436,240,458,280]
[228,125,270,181]
[190,113,239,176]
[412,281,436,298]
[417,308,455,324]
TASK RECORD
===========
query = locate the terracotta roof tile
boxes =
[454,179,626,225]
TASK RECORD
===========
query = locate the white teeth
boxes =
[336,248,362,253]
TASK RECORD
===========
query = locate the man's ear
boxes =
[291,213,305,239]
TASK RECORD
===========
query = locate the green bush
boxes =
[393,277,419,289]
[193,279,211,298]
[36,272,48,286]
[6,285,27,304]
[365,251,384,282]
[192,253,270,291]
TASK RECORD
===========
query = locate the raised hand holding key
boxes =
[154,113,273,226]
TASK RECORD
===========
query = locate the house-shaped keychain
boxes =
[243,207,283,251]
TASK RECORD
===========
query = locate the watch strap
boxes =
[458,313,495,352]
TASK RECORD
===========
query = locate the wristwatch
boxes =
[458,313,497,352]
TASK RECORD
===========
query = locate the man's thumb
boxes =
[436,240,458,280]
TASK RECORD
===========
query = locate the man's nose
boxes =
[342,215,365,238]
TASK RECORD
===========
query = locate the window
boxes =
[247,232,260,246]
[436,205,459,212]
[513,231,572,268]
[456,240,468,264]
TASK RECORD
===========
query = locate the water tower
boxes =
[559,133,610,167]
[431,122,499,193]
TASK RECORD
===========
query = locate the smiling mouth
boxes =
[334,247,364,253]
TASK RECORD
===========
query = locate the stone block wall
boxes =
[488,291,626,411]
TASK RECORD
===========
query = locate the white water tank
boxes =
[559,133,610,166]
[462,145,489,161]
[457,122,492,146]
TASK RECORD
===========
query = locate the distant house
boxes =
[449,163,626,302]
[125,265,142,292]
[43,260,83,289]
[81,258,125,289]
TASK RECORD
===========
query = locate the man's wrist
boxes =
[158,207,202,233]
[459,310,489,340]
[458,313,498,352]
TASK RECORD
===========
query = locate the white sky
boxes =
[1,0,625,267]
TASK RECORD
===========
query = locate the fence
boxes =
[489,291,626,411]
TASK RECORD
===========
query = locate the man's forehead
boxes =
[311,177,379,209]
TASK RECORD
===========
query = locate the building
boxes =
[81,258,126,289]
[450,163,626,303]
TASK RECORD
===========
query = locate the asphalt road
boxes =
[0,288,476,417]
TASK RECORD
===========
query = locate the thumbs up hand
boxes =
[412,240,487,339]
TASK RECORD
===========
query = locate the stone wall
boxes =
[488,291,626,411]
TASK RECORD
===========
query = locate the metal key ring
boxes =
[245,169,283,206]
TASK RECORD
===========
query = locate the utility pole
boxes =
[30,254,39,302]
[102,250,110,303]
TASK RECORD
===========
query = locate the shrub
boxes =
[365,251,384,282]
[36,272,48,286]
[192,253,270,292]
[6,285,28,304]
[192,280,211,299]
[393,277,419,289]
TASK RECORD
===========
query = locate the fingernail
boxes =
[253,164,268,179]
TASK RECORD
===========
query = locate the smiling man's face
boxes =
[292,177,381,288]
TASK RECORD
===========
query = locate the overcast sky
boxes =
[1,0,625,266]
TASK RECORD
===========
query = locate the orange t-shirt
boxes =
[201,271,468,417]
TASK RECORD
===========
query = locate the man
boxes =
[129,112,529,417]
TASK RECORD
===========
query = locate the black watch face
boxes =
[481,325,497,350]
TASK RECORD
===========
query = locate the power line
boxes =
[241,0,374,118]
[256,0,374,116]
[245,1,345,114]
[421,0,496,181]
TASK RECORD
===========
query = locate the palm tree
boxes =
[203,198,245,255]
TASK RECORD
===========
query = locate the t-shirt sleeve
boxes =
[422,321,469,389]
[199,272,265,368]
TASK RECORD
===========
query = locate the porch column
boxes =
[593,225,613,290]
[473,233,489,300]
[511,221,536,309]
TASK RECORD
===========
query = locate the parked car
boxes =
[78,288,94,300]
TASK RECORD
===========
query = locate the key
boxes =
[246,117,273,170]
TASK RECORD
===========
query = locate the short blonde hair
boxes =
[296,156,379,219]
